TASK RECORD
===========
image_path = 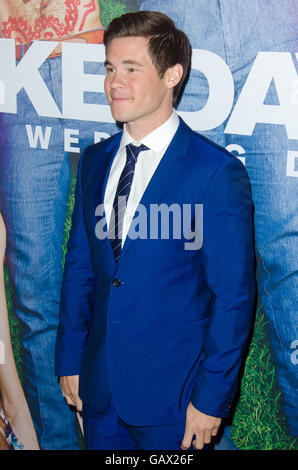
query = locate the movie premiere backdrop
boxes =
[0,0,297,450]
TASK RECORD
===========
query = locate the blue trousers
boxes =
[82,399,236,450]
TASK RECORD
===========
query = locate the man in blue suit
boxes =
[55,11,255,450]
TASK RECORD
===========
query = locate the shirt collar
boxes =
[118,110,179,154]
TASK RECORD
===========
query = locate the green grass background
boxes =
[4,0,298,451]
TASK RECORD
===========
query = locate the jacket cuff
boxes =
[55,334,85,377]
[190,371,237,418]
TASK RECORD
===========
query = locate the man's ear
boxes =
[165,63,184,90]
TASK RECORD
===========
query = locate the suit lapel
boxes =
[93,132,122,210]
[137,118,192,208]
[93,132,122,264]
[119,118,193,262]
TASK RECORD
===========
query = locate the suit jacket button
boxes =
[112,278,121,287]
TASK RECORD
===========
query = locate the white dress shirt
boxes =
[104,110,180,246]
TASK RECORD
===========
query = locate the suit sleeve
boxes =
[191,156,256,418]
[55,150,96,376]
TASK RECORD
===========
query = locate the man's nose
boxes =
[110,71,125,88]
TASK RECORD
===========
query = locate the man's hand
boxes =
[181,402,222,450]
[59,375,82,412]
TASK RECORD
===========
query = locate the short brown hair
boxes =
[104,11,191,107]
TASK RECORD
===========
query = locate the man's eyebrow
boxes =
[122,60,143,67]
[104,59,143,67]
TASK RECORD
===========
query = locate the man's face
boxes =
[104,36,173,135]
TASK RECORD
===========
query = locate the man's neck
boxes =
[125,108,174,142]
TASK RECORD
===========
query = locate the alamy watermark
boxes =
[95,200,204,250]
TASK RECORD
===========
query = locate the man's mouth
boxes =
[111,95,132,103]
[112,99,130,104]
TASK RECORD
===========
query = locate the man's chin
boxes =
[111,111,133,125]
[112,115,126,124]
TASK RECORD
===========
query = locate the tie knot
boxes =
[126,143,149,163]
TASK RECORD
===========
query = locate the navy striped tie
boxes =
[109,143,149,262]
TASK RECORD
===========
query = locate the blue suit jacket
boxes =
[55,118,255,426]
